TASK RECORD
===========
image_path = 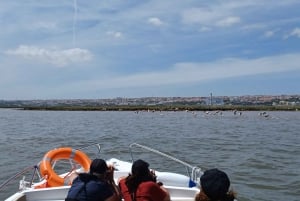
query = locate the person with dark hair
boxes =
[65,158,121,201]
[118,159,170,201]
[195,168,237,201]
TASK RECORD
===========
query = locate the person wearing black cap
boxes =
[195,168,236,201]
[118,159,170,201]
[65,158,121,201]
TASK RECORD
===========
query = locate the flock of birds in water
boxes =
[133,109,273,119]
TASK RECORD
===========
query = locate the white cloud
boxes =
[31,21,58,30]
[241,23,266,31]
[216,16,240,27]
[106,31,123,38]
[199,26,211,32]
[181,1,299,29]
[264,30,274,38]
[148,17,164,26]
[5,45,93,67]
[181,5,241,28]
[287,27,300,38]
[67,53,300,89]
[181,7,220,25]
[1,0,300,99]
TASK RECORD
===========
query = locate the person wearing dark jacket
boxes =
[65,158,121,201]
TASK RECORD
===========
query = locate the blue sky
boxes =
[1,0,300,99]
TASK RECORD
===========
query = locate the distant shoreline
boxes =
[14,105,300,111]
[1,95,299,111]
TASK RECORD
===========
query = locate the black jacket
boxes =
[66,173,113,201]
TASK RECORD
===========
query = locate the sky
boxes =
[0,0,300,100]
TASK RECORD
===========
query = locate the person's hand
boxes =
[150,169,157,182]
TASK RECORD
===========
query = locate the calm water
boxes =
[0,109,299,201]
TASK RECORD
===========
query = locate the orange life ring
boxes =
[39,147,91,187]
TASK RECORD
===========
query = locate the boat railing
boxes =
[0,143,102,192]
[77,142,102,157]
[0,165,39,192]
[129,143,202,185]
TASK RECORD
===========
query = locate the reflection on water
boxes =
[0,109,299,201]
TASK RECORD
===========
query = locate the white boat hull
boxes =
[3,144,201,201]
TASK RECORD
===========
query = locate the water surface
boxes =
[0,109,299,201]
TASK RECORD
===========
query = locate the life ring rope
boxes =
[69,149,76,159]
[39,147,91,187]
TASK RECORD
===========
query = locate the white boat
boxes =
[1,143,202,201]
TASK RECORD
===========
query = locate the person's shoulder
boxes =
[78,173,96,182]
[143,181,156,184]
[86,177,110,192]
[140,181,158,187]
[138,181,167,196]
[118,176,129,186]
[118,175,127,182]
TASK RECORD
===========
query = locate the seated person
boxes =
[118,159,170,201]
[65,158,121,201]
[195,168,237,201]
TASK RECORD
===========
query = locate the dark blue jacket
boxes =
[66,173,113,201]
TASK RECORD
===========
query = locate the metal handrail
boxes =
[0,143,102,192]
[0,165,39,191]
[78,143,101,156]
[1,143,201,191]
[129,143,202,182]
